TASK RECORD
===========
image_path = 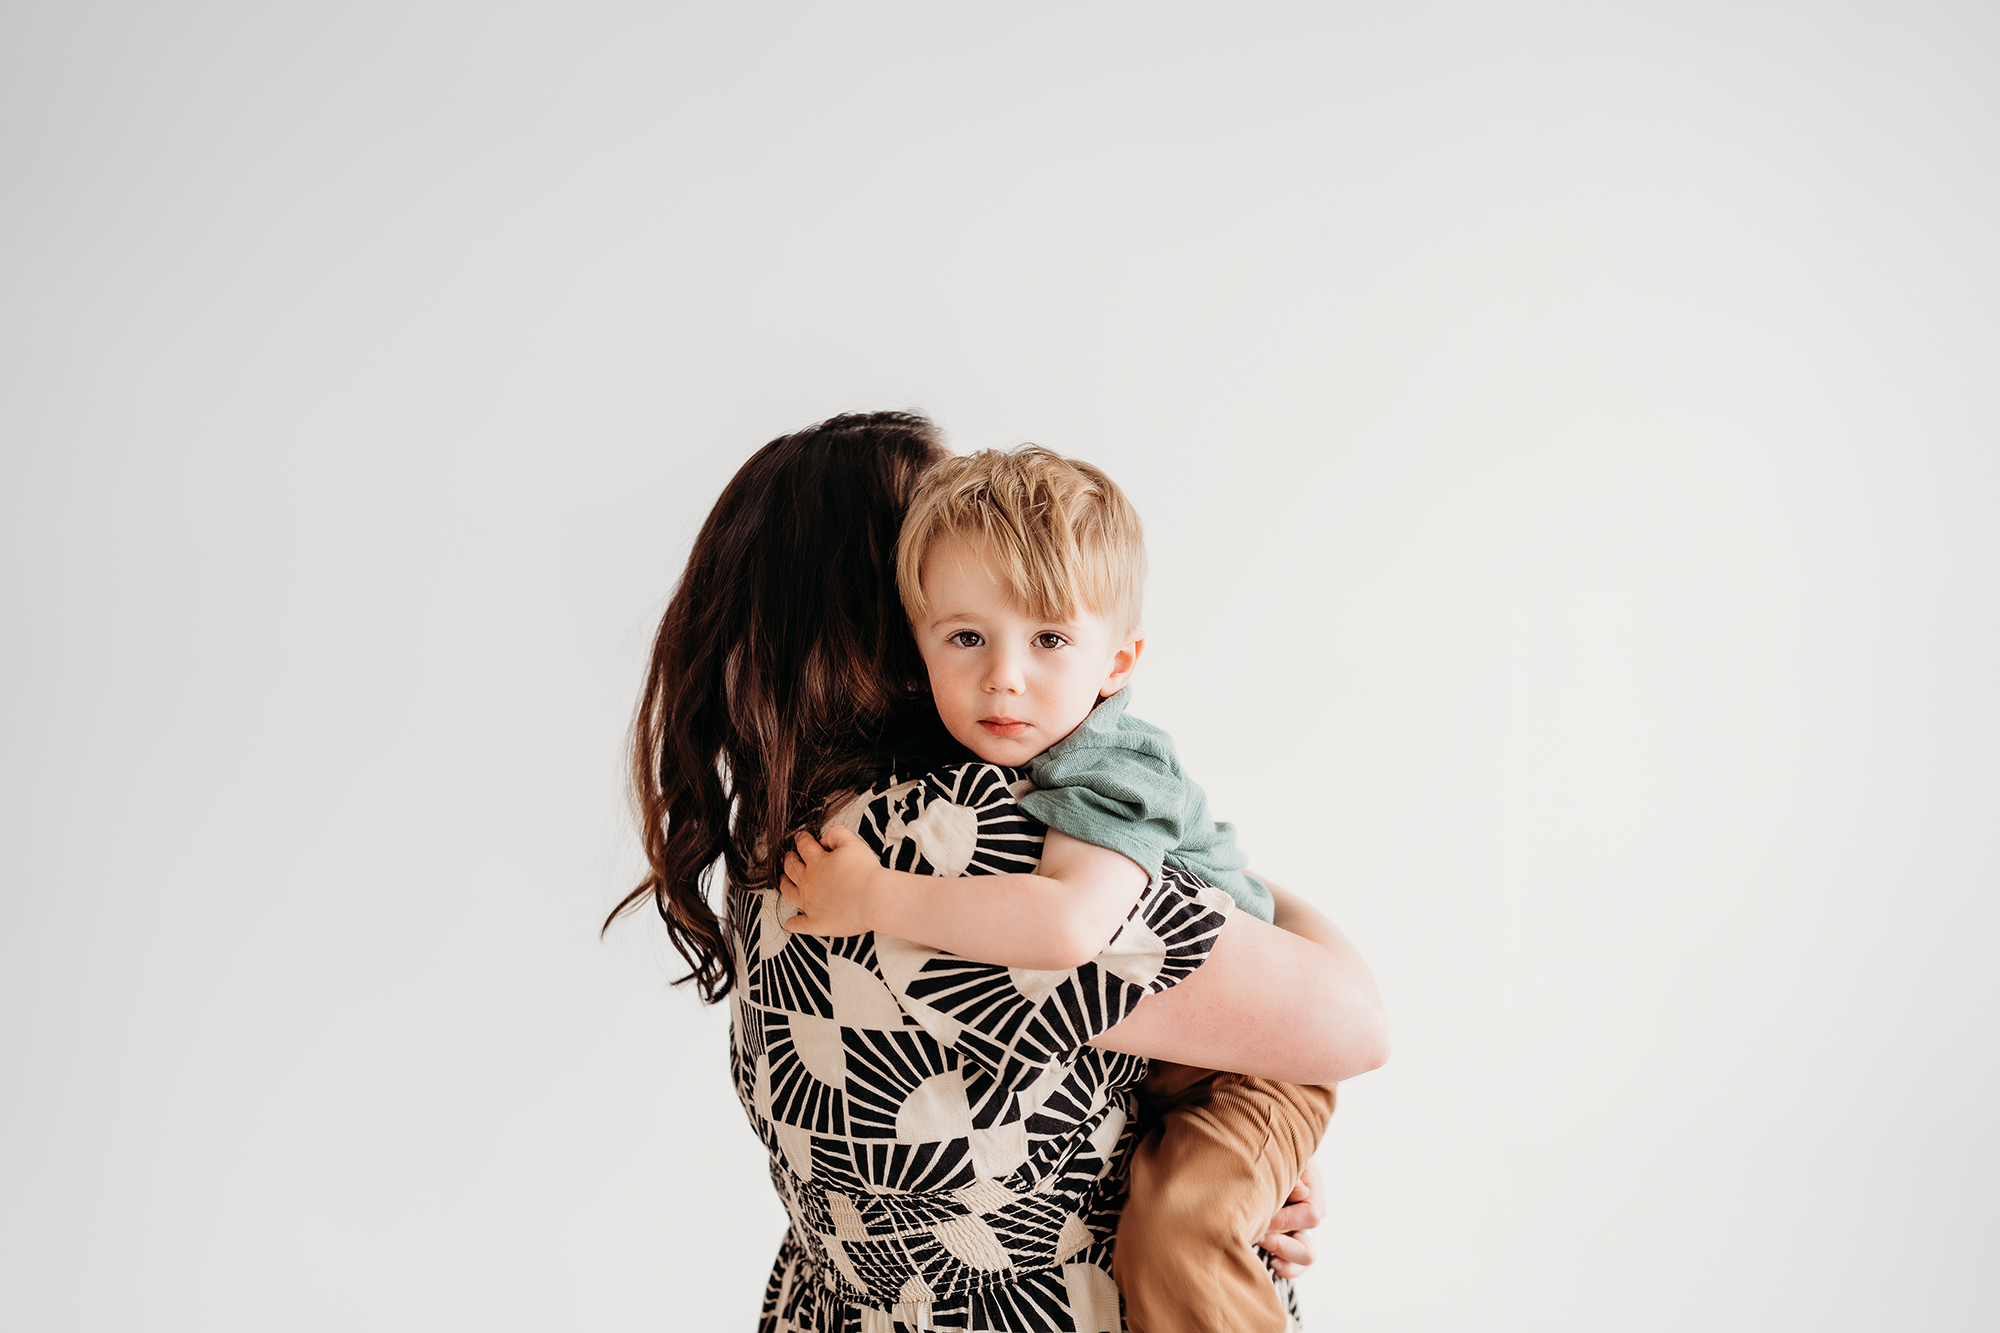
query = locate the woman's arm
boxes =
[1088,878,1389,1085]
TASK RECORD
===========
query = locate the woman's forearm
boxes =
[1088,880,1389,1084]
[1266,878,1388,1031]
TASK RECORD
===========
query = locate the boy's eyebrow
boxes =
[925,607,1088,632]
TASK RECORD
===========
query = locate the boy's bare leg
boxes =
[1114,1065,1336,1333]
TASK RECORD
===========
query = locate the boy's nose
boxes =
[982,652,1025,694]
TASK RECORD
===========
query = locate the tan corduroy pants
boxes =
[1114,1063,1337,1333]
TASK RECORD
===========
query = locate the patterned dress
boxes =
[728,761,1297,1332]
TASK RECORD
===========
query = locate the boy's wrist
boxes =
[860,863,911,938]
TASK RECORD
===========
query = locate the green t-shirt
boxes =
[1016,689,1274,922]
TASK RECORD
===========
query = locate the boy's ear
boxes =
[1100,633,1145,697]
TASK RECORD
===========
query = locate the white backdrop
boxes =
[4,3,1995,1329]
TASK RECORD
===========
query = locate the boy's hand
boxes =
[779,826,887,937]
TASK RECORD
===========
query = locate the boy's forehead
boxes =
[923,533,1004,581]
[921,536,1089,623]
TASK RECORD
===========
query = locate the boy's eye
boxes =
[1033,633,1069,650]
[948,631,983,648]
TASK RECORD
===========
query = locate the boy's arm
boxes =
[779,827,1147,970]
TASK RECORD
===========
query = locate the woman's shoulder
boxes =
[825,760,1044,880]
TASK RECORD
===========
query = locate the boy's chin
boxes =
[959,736,1032,768]
[970,748,1026,768]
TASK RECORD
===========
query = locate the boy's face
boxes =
[913,536,1143,769]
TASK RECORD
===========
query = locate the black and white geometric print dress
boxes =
[728,761,1292,1333]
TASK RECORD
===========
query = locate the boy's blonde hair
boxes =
[897,445,1146,634]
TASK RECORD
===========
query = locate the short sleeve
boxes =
[821,761,1234,1095]
[1017,692,1273,920]
[1017,742,1185,886]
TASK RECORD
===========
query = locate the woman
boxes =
[608,412,1388,1331]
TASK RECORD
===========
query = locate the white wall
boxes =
[4,2,1995,1329]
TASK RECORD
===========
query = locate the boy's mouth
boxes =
[978,717,1031,737]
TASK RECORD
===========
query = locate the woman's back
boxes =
[729,760,1269,1329]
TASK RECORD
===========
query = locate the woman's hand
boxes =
[779,827,888,937]
[1256,1158,1329,1280]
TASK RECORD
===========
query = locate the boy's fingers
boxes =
[819,824,862,851]
[793,831,823,861]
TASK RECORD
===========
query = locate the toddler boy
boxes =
[785,445,1333,1333]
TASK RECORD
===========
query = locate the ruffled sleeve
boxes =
[818,761,1234,1094]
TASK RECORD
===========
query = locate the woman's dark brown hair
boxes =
[604,412,954,1002]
